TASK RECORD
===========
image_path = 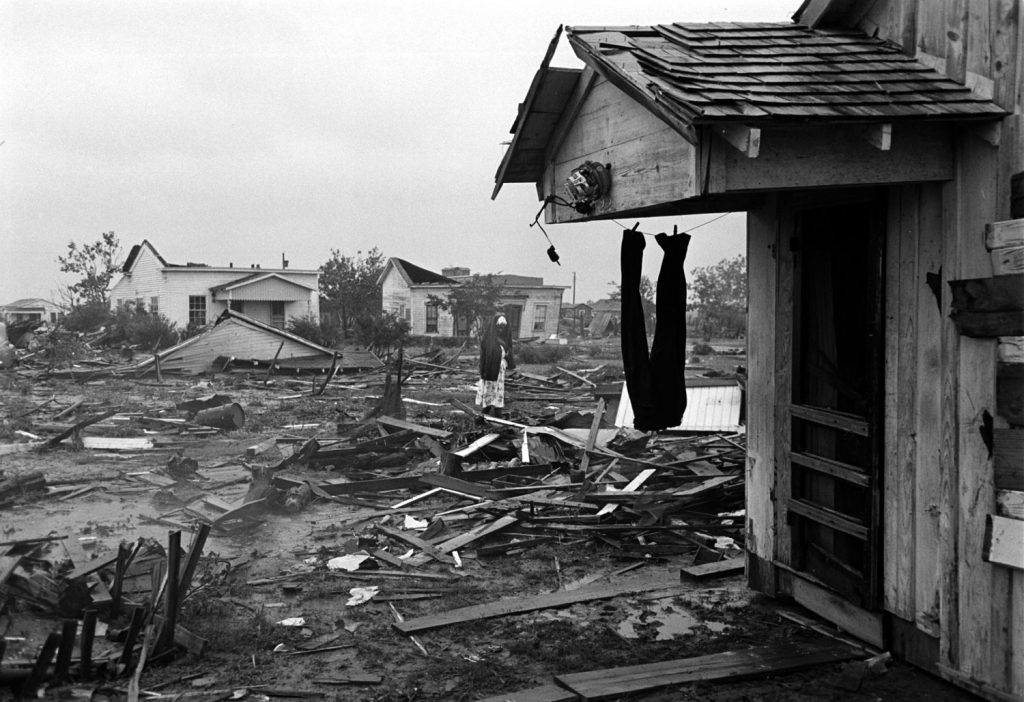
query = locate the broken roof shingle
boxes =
[567,22,1006,126]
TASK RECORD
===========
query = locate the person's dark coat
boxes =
[479,315,515,381]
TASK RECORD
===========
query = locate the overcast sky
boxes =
[1,0,797,307]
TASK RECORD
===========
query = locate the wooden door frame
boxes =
[772,188,887,637]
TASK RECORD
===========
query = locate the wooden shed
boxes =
[494,2,1023,699]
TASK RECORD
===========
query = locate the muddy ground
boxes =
[0,341,979,701]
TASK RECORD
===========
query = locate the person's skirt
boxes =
[475,360,506,408]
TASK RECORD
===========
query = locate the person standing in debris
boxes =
[476,313,515,417]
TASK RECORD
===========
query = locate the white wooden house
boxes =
[109,240,319,330]
[0,298,65,325]
[495,2,1023,699]
[378,257,566,339]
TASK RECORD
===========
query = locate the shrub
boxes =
[286,314,339,347]
[691,342,715,355]
[62,301,113,333]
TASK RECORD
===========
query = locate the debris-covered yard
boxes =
[0,341,975,701]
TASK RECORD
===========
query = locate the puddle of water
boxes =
[616,600,727,640]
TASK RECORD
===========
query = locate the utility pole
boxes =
[572,272,576,305]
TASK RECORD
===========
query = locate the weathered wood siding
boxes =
[545,75,697,224]
[843,0,1024,698]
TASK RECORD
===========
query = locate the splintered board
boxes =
[983,514,1024,571]
[554,640,863,700]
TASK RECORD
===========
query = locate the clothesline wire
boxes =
[611,211,735,236]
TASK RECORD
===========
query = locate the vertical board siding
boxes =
[954,135,1002,687]
[745,196,778,591]
[774,204,795,568]
[914,183,944,636]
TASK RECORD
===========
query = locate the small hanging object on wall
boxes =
[547,245,560,265]
[563,161,611,214]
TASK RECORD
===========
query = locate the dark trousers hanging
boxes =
[620,229,690,431]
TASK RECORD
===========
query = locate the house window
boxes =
[533,304,547,332]
[150,297,159,314]
[188,295,207,327]
[425,303,439,334]
[271,301,286,329]
[454,315,471,337]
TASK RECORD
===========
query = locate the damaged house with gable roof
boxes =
[109,240,320,331]
[494,1,1024,699]
[378,257,566,339]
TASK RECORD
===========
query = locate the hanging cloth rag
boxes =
[620,228,691,431]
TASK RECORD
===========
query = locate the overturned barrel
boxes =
[193,402,245,431]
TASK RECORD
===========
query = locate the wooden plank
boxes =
[404,515,519,567]
[983,515,1024,570]
[596,468,655,516]
[745,195,778,594]
[914,181,945,636]
[548,77,698,224]
[789,573,884,648]
[376,416,452,440]
[476,684,577,702]
[790,404,870,437]
[786,497,869,540]
[955,136,1003,687]
[996,490,1024,519]
[554,641,861,700]
[986,219,1024,250]
[578,399,606,478]
[991,246,1024,275]
[773,201,795,573]
[451,433,500,458]
[791,451,870,487]
[417,473,492,499]
[679,557,745,580]
[393,576,679,634]
[376,525,455,565]
[711,123,952,195]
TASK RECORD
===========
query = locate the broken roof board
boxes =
[615,380,743,433]
[140,310,378,374]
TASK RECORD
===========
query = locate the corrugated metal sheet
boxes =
[614,379,743,433]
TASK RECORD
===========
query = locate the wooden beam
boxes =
[862,123,892,151]
[376,415,452,440]
[554,641,861,700]
[971,121,1002,147]
[680,556,745,580]
[983,515,1024,570]
[393,576,679,634]
[715,124,761,158]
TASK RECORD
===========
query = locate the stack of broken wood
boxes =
[232,397,751,579]
[0,527,209,695]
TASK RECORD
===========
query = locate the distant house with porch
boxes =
[109,240,319,330]
[378,258,566,338]
[0,298,65,325]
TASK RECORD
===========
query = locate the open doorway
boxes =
[785,193,886,608]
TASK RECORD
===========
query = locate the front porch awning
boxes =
[494,21,1007,221]
[210,273,315,302]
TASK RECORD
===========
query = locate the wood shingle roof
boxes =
[567,22,1006,127]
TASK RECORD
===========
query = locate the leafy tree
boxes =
[319,247,387,339]
[58,231,122,306]
[689,254,747,340]
[607,275,654,302]
[427,274,503,338]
